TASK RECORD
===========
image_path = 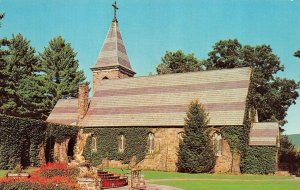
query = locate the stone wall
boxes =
[38,138,71,164]
[213,137,241,173]
[79,126,241,173]
[92,69,131,93]
[137,127,183,172]
[53,138,70,163]
[78,178,100,190]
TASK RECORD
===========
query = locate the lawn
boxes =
[153,180,300,190]
[1,167,299,190]
[0,167,38,177]
[106,168,299,190]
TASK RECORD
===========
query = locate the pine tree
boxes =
[39,36,86,110]
[177,100,216,173]
[1,34,44,118]
[0,13,8,113]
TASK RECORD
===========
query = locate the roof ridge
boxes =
[99,67,252,83]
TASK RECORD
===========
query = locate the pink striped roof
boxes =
[79,67,252,127]
[91,20,135,75]
[47,99,78,126]
[249,122,279,146]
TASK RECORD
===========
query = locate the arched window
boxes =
[91,136,97,152]
[148,133,155,154]
[118,134,125,153]
[178,132,184,143]
[213,132,222,156]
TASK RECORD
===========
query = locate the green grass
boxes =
[106,168,299,190]
[0,167,38,177]
[153,180,300,190]
[106,168,292,180]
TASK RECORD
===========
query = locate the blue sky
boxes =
[0,0,299,134]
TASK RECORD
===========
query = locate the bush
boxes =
[0,176,79,190]
[0,163,80,189]
[33,163,79,179]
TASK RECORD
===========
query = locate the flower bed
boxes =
[0,163,80,190]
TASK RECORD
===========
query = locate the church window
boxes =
[118,134,125,153]
[178,132,184,143]
[148,133,155,154]
[213,132,222,156]
[91,136,97,152]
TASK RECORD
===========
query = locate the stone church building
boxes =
[47,2,279,173]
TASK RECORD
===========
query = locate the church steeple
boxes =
[91,1,135,93]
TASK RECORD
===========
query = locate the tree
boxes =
[177,99,216,173]
[206,39,299,125]
[279,135,300,173]
[0,13,8,113]
[39,36,86,111]
[0,34,47,119]
[156,50,204,74]
[294,50,300,58]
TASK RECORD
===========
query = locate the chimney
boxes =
[78,83,89,120]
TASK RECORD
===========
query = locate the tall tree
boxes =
[206,39,299,125]
[177,100,215,173]
[294,49,300,58]
[0,13,8,112]
[1,34,46,119]
[156,50,204,74]
[39,36,86,111]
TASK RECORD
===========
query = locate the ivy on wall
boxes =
[0,114,78,169]
[219,75,277,174]
[83,127,150,166]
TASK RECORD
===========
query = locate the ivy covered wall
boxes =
[83,127,150,166]
[219,76,277,174]
[0,114,78,169]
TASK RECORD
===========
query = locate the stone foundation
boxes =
[78,178,100,190]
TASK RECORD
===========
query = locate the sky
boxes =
[0,0,299,134]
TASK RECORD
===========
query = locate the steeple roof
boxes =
[91,9,135,75]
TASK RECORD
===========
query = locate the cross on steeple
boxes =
[112,1,118,22]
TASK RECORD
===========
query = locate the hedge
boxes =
[0,114,79,169]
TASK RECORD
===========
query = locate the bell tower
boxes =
[91,1,135,93]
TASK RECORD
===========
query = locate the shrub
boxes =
[33,163,79,179]
[0,163,80,189]
[0,176,79,190]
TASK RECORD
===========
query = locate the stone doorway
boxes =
[67,136,77,161]
[45,136,55,163]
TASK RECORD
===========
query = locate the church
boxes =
[47,2,280,173]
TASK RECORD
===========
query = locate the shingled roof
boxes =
[91,19,135,76]
[249,122,279,146]
[47,99,78,126]
[79,67,252,127]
